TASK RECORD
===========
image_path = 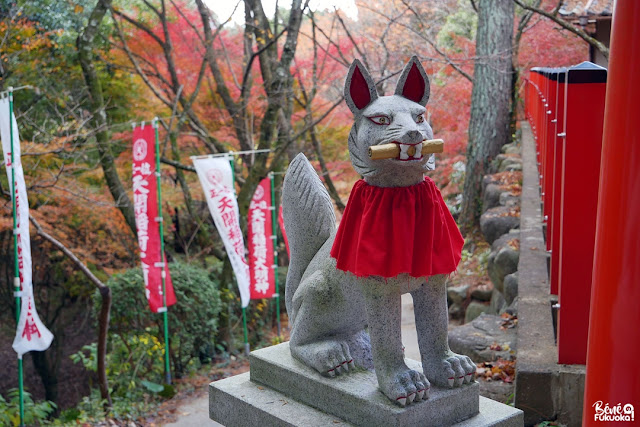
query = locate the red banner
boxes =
[248,177,275,299]
[278,205,290,257]
[132,125,176,313]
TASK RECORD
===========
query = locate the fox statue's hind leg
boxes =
[289,241,370,376]
[412,274,476,387]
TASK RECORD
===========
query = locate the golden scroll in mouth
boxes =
[368,139,444,160]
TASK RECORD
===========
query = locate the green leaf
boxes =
[140,380,164,393]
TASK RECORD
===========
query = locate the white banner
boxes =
[193,157,250,307]
[0,96,53,358]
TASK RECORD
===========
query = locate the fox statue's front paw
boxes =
[291,339,355,377]
[378,365,430,407]
[422,352,475,388]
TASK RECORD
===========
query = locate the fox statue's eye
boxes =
[368,115,391,125]
[416,114,425,124]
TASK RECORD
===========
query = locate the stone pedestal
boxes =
[210,342,523,426]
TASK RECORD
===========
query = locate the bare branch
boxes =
[240,28,287,100]
[110,10,172,106]
[112,8,165,46]
[512,0,609,58]
[30,216,106,289]
[334,9,370,69]
[161,156,195,172]
[396,0,474,82]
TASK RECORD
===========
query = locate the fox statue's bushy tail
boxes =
[281,154,336,319]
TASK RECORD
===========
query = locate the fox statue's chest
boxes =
[330,178,464,280]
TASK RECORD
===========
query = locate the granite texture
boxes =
[249,342,479,427]
[209,372,350,427]
[281,56,476,408]
[210,345,524,426]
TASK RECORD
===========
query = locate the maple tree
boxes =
[0,0,143,410]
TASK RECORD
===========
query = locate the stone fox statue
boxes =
[282,56,475,407]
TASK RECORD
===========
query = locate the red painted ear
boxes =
[402,63,426,104]
[350,66,372,110]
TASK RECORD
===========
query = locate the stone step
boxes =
[247,342,482,426]
[210,358,524,426]
[210,372,350,427]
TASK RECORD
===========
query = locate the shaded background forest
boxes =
[0,0,588,423]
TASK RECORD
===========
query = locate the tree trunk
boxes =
[309,117,345,213]
[459,0,514,232]
[510,1,540,139]
[30,335,62,413]
[30,216,113,408]
[97,286,113,408]
[77,0,137,236]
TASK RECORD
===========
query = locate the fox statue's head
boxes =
[344,56,435,188]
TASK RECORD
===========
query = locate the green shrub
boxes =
[98,261,222,378]
[0,389,56,426]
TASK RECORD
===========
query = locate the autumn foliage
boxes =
[0,0,592,416]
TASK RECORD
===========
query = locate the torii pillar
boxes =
[583,0,640,424]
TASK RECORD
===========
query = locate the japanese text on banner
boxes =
[248,177,275,299]
[0,97,54,357]
[193,157,250,307]
[132,125,176,313]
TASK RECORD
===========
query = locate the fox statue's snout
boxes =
[400,130,425,144]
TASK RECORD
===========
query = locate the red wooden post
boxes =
[535,69,546,186]
[527,70,536,135]
[556,62,607,364]
[583,0,640,423]
[543,69,560,251]
[549,68,567,295]
[530,68,542,147]
[540,69,549,197]
[525,74,535,125]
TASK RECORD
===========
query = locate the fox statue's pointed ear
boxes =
[344,59,378,115]
[395,56,430,106]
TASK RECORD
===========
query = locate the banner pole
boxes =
[228,154,250,356]
[153,118,171,385]
[8,88,25,427]
[269,172,281,337]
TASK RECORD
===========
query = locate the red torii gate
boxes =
[583,0,640,424]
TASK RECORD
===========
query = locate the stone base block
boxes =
[210,342,523,426]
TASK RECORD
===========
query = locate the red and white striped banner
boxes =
[132,125,176,313]
[1,97,54,358]
[248,178,275,299]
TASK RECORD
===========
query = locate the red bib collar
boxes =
[330,178,463,278]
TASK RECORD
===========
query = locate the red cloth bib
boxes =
[330,178,463,278]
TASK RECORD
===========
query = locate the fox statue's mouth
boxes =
[395,142,423,161]
[368,139,443,162]
[368,141,434,161]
